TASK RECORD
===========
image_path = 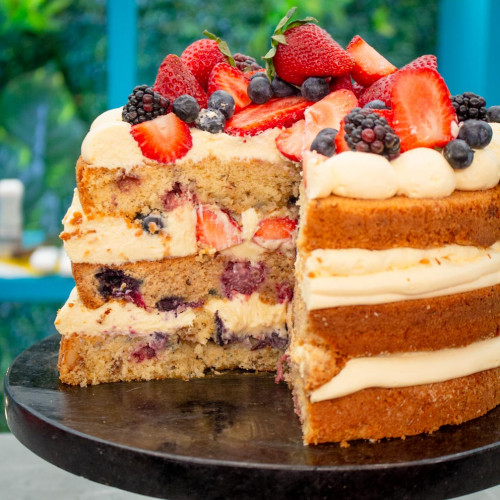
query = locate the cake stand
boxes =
[4,335,500,500]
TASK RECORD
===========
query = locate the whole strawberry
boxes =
[264,8,355,86]
[181,31,234,90]
[153,54,208,110]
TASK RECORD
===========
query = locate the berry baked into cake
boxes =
[56,8,500,445]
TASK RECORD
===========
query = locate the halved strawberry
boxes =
[130,114,192,164]
[253,217,297,248]
[359,55,438,107]
[334,120,350,153]
[304,89,358,150]
[391,68,457,152]
[329,73,353,93]
[207,63,251,112]
[225,96,311,136]
[346,35,397,87]
[153,54,208,110]
[196,205,242,251]
[275,119,305,162]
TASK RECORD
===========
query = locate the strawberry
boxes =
[225,96,311,137]
[153,54,208,110]
[304,89,358,150]
[346,35,397,87]
[329,73,353,93]
[391,68,457,152]
[253,217,297,244]
[275,119,305,162]
[207,62,251,112]
[263,8,355,86]
[196,205,242,251]
[130,114,192,164]
[359,55,438,107]
[181,39,228,90]
[351,81,367,99]
[334,120,350,153]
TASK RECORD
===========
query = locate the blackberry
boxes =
[451,92,487,122]
[233,53,263,72]
[344,107,400,159]
[122,85,169,125]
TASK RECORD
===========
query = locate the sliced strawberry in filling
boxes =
[196,205,242,251]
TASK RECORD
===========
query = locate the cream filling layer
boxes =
[309,335,500,402]
[61,190,197,263]
[302,243,500,310]
[55,288,287,342]
[82,108,287,171]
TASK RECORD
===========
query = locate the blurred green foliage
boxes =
[0,0,438,432]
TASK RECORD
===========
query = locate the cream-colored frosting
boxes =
[81,108,286,170]
[392,147,456,198]
[61,190,197,263]
[454,147,500,191]
[55,288,287,343]
[301,243,500,310]
[55,288,197,337]
[305,151,397,200]
[205,292,288,338]
[309,335,500,402]
[489,123,500,159]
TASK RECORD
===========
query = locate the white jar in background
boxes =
[0,179,24,257]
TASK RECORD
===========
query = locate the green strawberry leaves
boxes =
[203,30,235,67]
[263,7,317,80]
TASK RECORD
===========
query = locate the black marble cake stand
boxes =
[4,335,500,500]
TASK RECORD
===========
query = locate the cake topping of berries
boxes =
[208,90,236,119]
[443,139,474,169]
[122,85,169,125]
[247,76,274,104]
[263,7,355,85]
[131,113,193,164]
[180,32,233,90]
[487,106,500,123]
[208,62,252,113]
[310,128,338,157]
[195,108,226,133]
[301,77,330,102]
[344,107,400,159]
[457,119,493,149]
[346,35,397,87]
[391,68,456,151]
[451,92,487,123]
[225,96,310,137]
[153,54,208,110]
[233,53,263,72]
[172,94,200,123]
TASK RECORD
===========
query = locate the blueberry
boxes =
[487,106,500,123]
[208,90,235,119]
[250,72,269,80]
[271,77,296,97]
[310,128,338,157]
[443,139,474,169]
[458,119,493,149]
[95,269,141,299]
[247,77,273,104]
[364,100,388,110]
[195,108,226,133]
[156,296,185,312]
[142,214,164,234]
[301,77,329,102]
[172,94,199,123]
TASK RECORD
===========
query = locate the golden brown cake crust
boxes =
[299,185,500,252]
[72,252,294,309]
[76,155,300,218]
[296,367,500,444]
[298,285,500,357]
